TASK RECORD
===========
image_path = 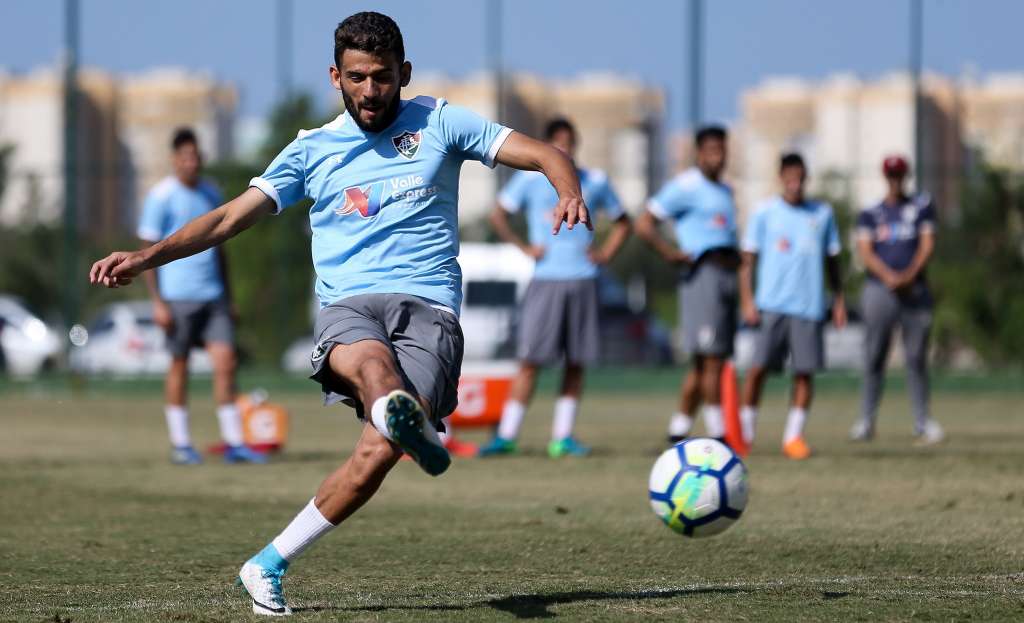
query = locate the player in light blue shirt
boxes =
[136,128,262,466]
[481,118,631,459]
[90,12,592,616]
[637,126,740,447]
[738,153,847,460]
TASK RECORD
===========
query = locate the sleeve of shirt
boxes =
[598,176,625,221]
[918,199,937,234]
[249,137,306,214]
[136,189,166,242]
[646,179,688,221]
[855,208,874,241]
[825,205,842,257]
[740,206,764,253]
[437,102,513,168]
[497,172,529,213]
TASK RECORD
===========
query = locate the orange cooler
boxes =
[449,361,518,428]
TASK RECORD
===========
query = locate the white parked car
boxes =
[70,301,212,376]
[0,295,61,377]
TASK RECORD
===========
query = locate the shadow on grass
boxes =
[295,586,744,619]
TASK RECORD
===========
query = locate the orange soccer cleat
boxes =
[782,436,812,460]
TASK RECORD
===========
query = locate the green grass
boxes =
[2,377,1024,621]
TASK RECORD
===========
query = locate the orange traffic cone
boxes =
[721,362,749,457]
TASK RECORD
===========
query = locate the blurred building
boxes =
[407,72,665,220]
[733,73,963,220]
[0,66,235,237]
[960,74,1024,171]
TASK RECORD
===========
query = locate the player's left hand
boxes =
[551,195,592,234]
[89,251,148,288]
[832,297,848,329]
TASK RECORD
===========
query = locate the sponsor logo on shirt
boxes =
[392,130,421,159]
[334,175,439,218]
[336,182,386,217]
[776,237,791,252]
[711,213,728,229]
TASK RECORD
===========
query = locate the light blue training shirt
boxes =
[741,196,842,321]
[498,168,624,280]
[647,167,737,260]
[137,176,225,302]
[249,96,512,314]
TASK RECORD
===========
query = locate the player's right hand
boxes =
[522,245,546,260]
[666,250,693,265]
[89,251,147,288]
[153,300,174,332]
[742,301,760,327]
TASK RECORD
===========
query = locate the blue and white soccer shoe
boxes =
[224,444,269,464]
[170,445,203,465]
[385,389,451,476]
[238,545,291,616]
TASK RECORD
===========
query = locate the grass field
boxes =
[2,371,1023,622]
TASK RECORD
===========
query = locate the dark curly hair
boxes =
[334,12,405,67]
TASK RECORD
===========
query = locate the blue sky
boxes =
[2,0,1023,129]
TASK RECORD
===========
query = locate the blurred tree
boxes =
[930,163,1024,367]
[205,93,334,366]
[0,143,14,206]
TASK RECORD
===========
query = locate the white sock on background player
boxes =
[740,406,758,445]
[667,412,693,438]
[784,407,807,443]
[497,400,525,440]
[702,405,725,438]
[216,403,245,447]
[271,498,336,561]
[164,405,191,448]
[551,396,578,441]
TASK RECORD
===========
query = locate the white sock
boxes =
[551,396,578,441]
[667,412,693,437]
[164,405,191,448]
[702,405,725,438]
[497,400,525,441]
[216,403,245,447]
[437,415,452,445]
[271,498,336,561]
[369,396,394,441]
[740,406,758,444]
[784,407,808,443]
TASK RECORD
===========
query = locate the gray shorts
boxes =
[517,278,600,366]
[680,261,738,357]
[310,293,464,424]
[166,299,234,358]
[751,311,824,374]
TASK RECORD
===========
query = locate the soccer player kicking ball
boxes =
[480,117,631,458]
[89,12,590,616]
[738,153,847,460]
[137,128,264,466]
[636,125,739,445]
[849,155,944,445]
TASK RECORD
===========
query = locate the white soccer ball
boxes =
[648,437,748,537]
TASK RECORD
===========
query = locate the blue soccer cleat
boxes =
[170,445,203,465]
[385,389,450,476]
[238,544,291,616]
[478,436,518,457]
[224,445,269,464]
[548,436,592,458]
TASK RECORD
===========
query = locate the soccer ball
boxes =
[648,438,748,537]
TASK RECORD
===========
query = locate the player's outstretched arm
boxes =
[90,187,275,288]
[494,132,591,234]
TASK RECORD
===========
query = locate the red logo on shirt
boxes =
[776,237,791,252]
[334,182,385,218]
[711,213,728,229]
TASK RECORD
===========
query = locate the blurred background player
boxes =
[849,155,944,445]
[480,117,631,458]
[137,128,264,465]
[636,125,738,445]
[94,12,592,616]
[738,153,847,460]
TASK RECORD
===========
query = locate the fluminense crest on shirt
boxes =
[392,130,421,159]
